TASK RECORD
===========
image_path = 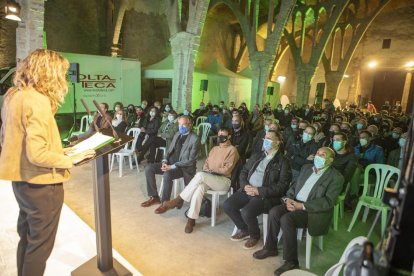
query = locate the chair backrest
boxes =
[362,164,401,199]
[195,116,207,126]
[197,122,211,144]
[125,127,141,151]
[78,115,90,133]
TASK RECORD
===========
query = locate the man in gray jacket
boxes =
[141,115,200,212]
[253,147,344,276]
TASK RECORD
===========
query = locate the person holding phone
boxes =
[0,49,94,276]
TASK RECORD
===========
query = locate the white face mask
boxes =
[168,115,175,122]
[116,114,123,120]
[150,111,156,117]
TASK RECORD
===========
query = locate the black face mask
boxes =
[232,123,241,129]
[218,135,228,143]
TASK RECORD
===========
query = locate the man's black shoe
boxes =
[253,248,278,259]
[274,261,299,276]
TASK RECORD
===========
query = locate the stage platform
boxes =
[0,180,141,276]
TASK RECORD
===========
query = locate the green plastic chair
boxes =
[347,164,400,234]
[332,181,350,231]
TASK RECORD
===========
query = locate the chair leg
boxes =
[340,200,344,218]
[205,143,208,158]
[110,154,116,172]
[159,179,164,198]
[128,156,133,170]
[263,214,268,244]
[232,225,238,236]
[297,228,303,241]
[333,204,339,231]
[306,231,312,269]
[362,206,370,223]
[318,236,323,251]
[134,152,139,173]
[381,209,388,236]
[211,194,218,227]
[119,156,123,177]
[348,201,363,232]
[173,180,178,198]
[277,230,283,243]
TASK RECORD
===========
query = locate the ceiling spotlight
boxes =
[406,61,414,68]
[343,74,350,78]
[277,76,286,83]
[5,0,21,22]
[368,61,377,68]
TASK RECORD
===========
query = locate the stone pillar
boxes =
[325,71,344,101]
[401,71,412,113]
[16,0,44,63]
[170,32,199,112]
[249,51,273,109]
[295,65,317,105]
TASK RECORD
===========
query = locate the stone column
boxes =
[170,32,199,112]
[401,71,412,113]
[295,65,317,105]
[325,71,344,101]
[16,0,45,62]
[249,51,273,109]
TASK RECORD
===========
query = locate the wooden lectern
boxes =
[71,129,133,276]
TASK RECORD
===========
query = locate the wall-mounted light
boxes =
[277,75,286,83]
[406,61,414,68]
[368,61,377,68]
[343,74,350,78]
[5,0,21,22]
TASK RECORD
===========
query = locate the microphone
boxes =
[80,98,98,131]
[92,100,120,140]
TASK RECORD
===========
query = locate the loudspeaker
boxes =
[267,87,274,96]
[314,82,325,105]
[69,63,80,83]
[200,79,208,91]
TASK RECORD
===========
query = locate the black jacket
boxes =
[287,140,318,171]
[239,151,292,212]
[231,129,250,158]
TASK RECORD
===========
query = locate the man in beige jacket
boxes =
[0,50,94,276]
[160,127,240,233]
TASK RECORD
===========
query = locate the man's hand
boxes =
[161,163,172,172]
[307,154,315,161]
[244,185,259,196]
[286,199,304,212]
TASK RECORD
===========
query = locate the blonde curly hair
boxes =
[6,49,70,113]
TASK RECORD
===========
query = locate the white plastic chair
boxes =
[278,228,323,269]
[231,213,269,243]
[193,116,207,133]
[206,188,233,227]
[196,122,211,157]
[110,128,140,177]
[159,177,185,199]
[72,115,93,136]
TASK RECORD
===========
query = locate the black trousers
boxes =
[145,163,192,202]
[12,181,64,276]
[223,191,265,239]
[264,204,308,263]
[148,137,167,163]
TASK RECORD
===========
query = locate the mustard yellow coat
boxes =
[0,87,72,184]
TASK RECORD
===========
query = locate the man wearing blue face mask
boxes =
[141,116,200,211]
[253,147,343,276]
[224,131,291,250]
[354,130,384,168]
[286,126,318,181]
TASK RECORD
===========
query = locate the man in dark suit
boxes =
[253,147,344,276]
[141,116,200,212]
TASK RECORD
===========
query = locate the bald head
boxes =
[316,147,335,165]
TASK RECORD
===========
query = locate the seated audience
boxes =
[136,106,161,163]
[354,130,385,167]
[141,116,199,209]
[286,126,318,180]
[72,102,112,140]
[112,109,127,133]
[207,105,223,134]
[253,147,344,276]
[126,104,137,128]
[231,115,250,159]
[384,127,403,157]
[147,111,179,163]
[331,132,358,187]
[224,131,291,249]
[387,132,407,169]
[132,106,146,128]
[193,102,207,121]
[160,127,240,233]
[248,104,265,137]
